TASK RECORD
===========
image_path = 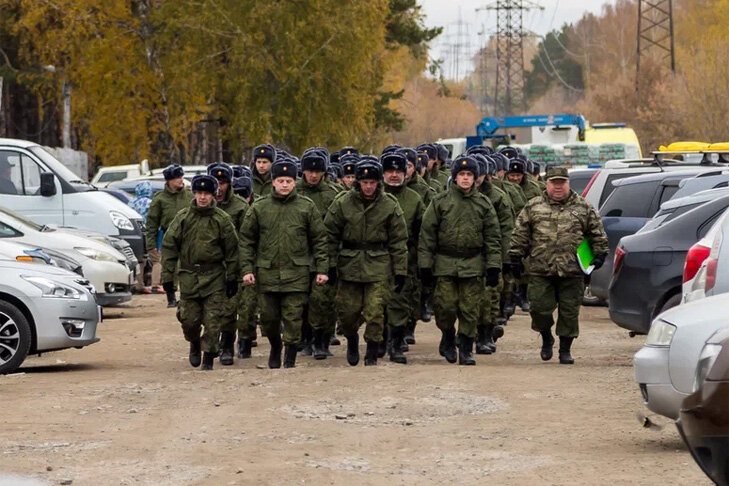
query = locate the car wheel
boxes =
[656,293,682,318]
[0,301,31,375]
[583,285,607,306]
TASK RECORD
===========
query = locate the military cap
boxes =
[271,160,298,180]
[342,159,357,176]
[524,158,534,174]
[191,174,218,194]
[531,161,541,175]
[471,153,489,176]
[253,144,276,163]
[207,162,233,183]
[355,160,382,181]
[416,143,438,162]
[415,151,428,172]
[485,156,496,176]
[328,164,343,180]
[380,152,407,173]
[545,166,569,180]
[396,147,417,166]
[301,152,328,172]
[499,146,520,160]
[466,145,494,156]
[162,164,184,181]
[451,155,479,178]
[491,152,509,171]
[232,165,252,179]
[435,143,451,162]
[232,176,252,198]
[381,144,402,155]
[339,146,359,157]
[330,152,341,165]
[507,159,527,174]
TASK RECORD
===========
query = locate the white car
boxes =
[634,293,729,419]
[0,260,100,374]
[90,160,150,188]
[0,207,133,306]
[683,204,729,303]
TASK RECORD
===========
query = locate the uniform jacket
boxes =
[145,183,192,250]
[384,183,425,270]
[217,187,249,231]
[480,180,515,260]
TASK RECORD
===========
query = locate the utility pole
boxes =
[636,0,675,88]
[478,0,543,116]
[438,8,472,82]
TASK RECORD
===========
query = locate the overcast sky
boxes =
[421,0,618,79]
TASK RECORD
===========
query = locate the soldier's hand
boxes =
[225,280,238,298]
[316,274,329,285]
[486,267,501,287]
[592,253,607,270]
[419,267,435,287]
[162,281,175,294]
[394,275,406,293]
[242,273,256,286]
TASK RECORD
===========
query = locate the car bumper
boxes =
[610,308,651,334]
[81,260,133,306]
[634,345,687,419]
[27,295,101,352]
[96,291,132,307]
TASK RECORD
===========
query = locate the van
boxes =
[0,138,146,261]
[90,160,150,187]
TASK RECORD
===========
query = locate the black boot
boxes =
[485,324,497,353]
[330,334,341,346]
[237,338,252,359]
[405,320,416,345]
[346,333,359,366]
[312,328,328,360]
[441,329,457,364]
[284,344,298,368]
[299,323,313,356]
[268,333,282,369]
[377,326,388,358]
[540,331,555,361]
[503,293,516,318]
[323,333,334,356]
[458,335,476,365]
[189,339,201,367]
[388,327,407,364]
[475,325,492,355]
[559,337,575,364]
[200,352,214,370]
[364,341,379,366]
[166,290,177,308]
[492,323,504,343]
[219,331,235,366]
[519,284,530,312]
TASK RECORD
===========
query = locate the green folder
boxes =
[576,239,595,275]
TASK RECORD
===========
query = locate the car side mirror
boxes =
[40,172,57,197]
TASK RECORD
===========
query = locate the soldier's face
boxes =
[427,159,436,170]
[384,169,405,187]
[194,191,214,207]
[476,174,486,186]
[547,178,570,201]
[359,179,379,197]
[530,172,539,180]
[496,170,505,179]
[507,173,523,184]
[406,162,416,180]
[342,175,355,188]
[455,171,475,190]
[256,158,272,176]
[273,176,296,195]
[168,176,185,191]
[216,181,229,201]
[303,170,324,185]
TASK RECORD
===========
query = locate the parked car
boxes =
[0,260,100,374]
[671,170,729,201]
[90,160,149,188]
[634,293,729,419]
[610,193,729,334]
[106,178,167,198]
[0,138,145,261]
[683,203,729,304]
[640,187,729,234]
[568,168,599,196]
[676,327,729,486]
[0,207,133,306]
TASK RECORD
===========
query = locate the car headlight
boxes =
[693,343,723,392]
[21,275,82,299]
[110,210,134,231]
[645,320,677,346]
[75,247,118,262]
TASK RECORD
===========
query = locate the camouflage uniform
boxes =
[519,176,542,202]
[252,170,272,197]
[509,190,608,338]
[161,200,239,355]
[145,184,192,287]
[407,174,436,208]
[323,185,408,344]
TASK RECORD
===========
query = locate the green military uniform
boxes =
[238,188,329,346]
[509,180,608,362]
[424,169,444,193]
[296,177,341,345]
[520,176,542,202]
[407,174,436,208]
[436,166,450,189]
[419,178,502,363]
[252,169,272,197]
[161,200,239,356]
[324,185,408,347]
[495,178,527,216]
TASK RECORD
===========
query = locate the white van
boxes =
[0,138,145,261]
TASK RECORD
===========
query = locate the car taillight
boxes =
[581,169,601,198]
[613,246,626,275]
[705,258,718,291]
[683,243,711,283]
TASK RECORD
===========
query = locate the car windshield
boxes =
[29,146,95,191]
[599,181,658,218]
[0,206,50,232]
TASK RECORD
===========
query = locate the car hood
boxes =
[659,293,729,326]
[11,227,126,261]
[0,258,81,277]
[67,190,142,220]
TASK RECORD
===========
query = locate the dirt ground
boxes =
[0,295,710,486]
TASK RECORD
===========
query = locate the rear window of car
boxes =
[599,181,658,218]
[569,173,594,195]
[599,172,652,207]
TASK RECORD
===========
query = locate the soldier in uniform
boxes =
[417,144,445,193]
[531,161,546,190]
[340,154,358,189]
[147,164,193,308]
[239,160,329,369]
[509,166,608,364]
[381,152,425,364]
[434,144,452,186]
[206,163,249,365]
[419,155,502,365]
[296,149,341,359]
[324,158,408,366]
[251,144,276,197]
[161,175,239,371]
